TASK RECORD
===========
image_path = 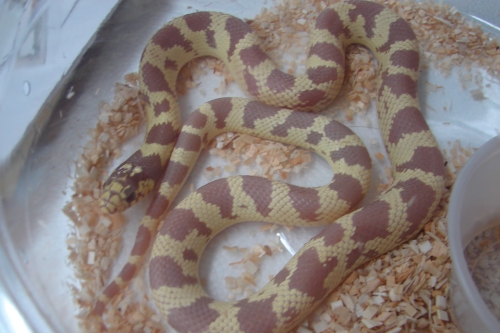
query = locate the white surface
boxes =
[0,0,119,161]
[448,136,500,333]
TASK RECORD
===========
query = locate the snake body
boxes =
[93,1,445,332]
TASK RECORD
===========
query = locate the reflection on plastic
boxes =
[470,15,500,33]
[23,81,30,96]
[0,294,31,333]
[277,232,296,256]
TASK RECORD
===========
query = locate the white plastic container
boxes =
[448,135,500,333]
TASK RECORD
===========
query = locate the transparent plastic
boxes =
[0,0,499,332]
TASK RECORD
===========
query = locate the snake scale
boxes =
[92,1,445,332]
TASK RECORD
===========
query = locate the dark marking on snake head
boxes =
[125,191,136,203]
[104,151,164,208]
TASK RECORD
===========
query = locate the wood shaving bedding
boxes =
[64,0,500,332]
[224,243,284,300]
[206,132,313,180]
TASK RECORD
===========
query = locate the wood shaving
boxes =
[207,132,312,180]
[224,243,284,300]
[64,74,164,332]
[65,0,500,332]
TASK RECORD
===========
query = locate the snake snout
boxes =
[98,193,118,214]
[99,177,138,214]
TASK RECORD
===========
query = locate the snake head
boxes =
[99,159,157,214]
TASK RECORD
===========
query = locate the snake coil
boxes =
[93,1,445,332]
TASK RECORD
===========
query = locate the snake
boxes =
[92,1,445,332]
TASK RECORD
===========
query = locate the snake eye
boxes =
[126,192,136,203]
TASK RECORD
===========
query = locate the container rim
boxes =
[447,135,500,332]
